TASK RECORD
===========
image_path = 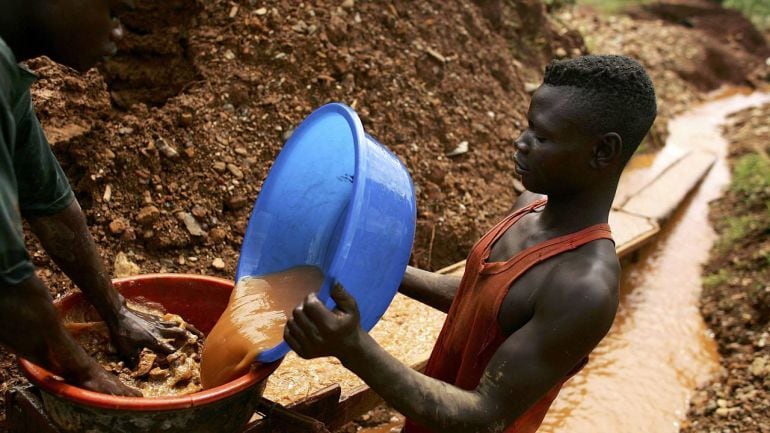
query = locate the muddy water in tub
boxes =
[200,265,325,388]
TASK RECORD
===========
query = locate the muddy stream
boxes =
[539,88,770,433]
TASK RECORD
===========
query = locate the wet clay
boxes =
[200,265,325,389]
[66,299,205,397]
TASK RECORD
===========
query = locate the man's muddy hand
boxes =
[109,306,201,365]
[284,283,363,360]
[78,362,142,396]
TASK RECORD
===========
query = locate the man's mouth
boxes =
[514,155,529,173]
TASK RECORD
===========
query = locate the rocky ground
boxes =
[0,0,768,429]
[681,103,770,433]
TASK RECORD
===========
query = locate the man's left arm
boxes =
[286,259,618,433]
[15,99,191,363]
[27,201,193,362]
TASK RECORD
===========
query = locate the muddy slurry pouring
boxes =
[201,102,417,389]
[200,265,325,388]
[15,103,416,433]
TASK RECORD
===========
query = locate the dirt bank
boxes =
[681,102,770,433]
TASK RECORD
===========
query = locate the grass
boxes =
[730,153,770,196]
[723,0,770,30]
[575,0,650,14]
[703,268,731,289]
[575,0,770,29]
[714,153,770,254]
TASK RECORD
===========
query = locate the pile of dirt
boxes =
[681,103,770,433]
[30,0,587,281]
[629,0,770,89]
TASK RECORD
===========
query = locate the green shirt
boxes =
[0,37,74,286]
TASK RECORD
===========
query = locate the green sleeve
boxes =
[0,97,34,286]
[13,91,74,217]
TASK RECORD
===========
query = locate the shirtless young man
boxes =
[285,55,657,433]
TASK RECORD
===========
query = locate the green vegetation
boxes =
[575,0,770,29]
[730,153,770,196]
[723,0,770,29]
[715,214,759,253]
[703,268,731,289]
[714,152,770,254]
[575,0,649,14]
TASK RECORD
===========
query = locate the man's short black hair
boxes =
[543,55,657,164]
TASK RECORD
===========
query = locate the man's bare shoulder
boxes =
[538,240,620,320]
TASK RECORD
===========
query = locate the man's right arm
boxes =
[398,266,461,313]
[0,274,141,396]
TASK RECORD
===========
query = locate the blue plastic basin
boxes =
[235,103,416,363]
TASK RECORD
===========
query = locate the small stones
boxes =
[225,195,248,210]
[191,205,207,218]
[108,218,128,235]
[209,227,227,243]
[103,184,112,202]
[749,356,768,377]
[213,161,227,173]
[155,137,179,159]
[177,212,206,237]
[136,205,160,226]
[227,163,244,179]
[212,258,226,270]
[446,141,469,157]
[114,252,140,278]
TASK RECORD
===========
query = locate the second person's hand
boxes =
[284,283,363,361]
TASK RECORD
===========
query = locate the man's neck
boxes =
[537,181,617,234]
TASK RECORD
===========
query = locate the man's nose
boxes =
[514,133,530,153]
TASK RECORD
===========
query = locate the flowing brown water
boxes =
[200,265,324,388]
[540,89,770,433]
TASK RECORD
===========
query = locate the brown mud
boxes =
[64,300,205,398]
[201,266,324,389]
[1,0,768,426]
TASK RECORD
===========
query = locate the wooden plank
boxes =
[609,210,660,258]
[621,150,716,222]
[245,398,331,433]
[5,387,61,433]
[436,260,466,276]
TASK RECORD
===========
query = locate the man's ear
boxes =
[591,132,622,169]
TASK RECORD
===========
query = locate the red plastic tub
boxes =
[18,274,281,433]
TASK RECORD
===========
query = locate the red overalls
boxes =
[404,199,613,433]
